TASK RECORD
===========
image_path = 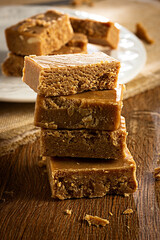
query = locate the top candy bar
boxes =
[23,52,120,97]
[5,10,73,56]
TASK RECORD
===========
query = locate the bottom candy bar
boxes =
[46,148,137,200]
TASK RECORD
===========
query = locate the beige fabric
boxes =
[0,124,40,156]
[0,103,40,156]
[0,0,160,156]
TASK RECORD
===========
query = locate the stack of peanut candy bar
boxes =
[23,52,137,200]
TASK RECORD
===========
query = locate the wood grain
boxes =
[0,86,160,240]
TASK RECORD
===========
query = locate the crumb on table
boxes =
[124,193,129,197]
[109,212,113,216]
[84,214,109,227]
[154,167,160,180]
[123,208,133,215]
[135,22,154,44]
[64,209,72,215]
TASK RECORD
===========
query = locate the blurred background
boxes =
[1,0,72,5]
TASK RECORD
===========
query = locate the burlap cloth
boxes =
[0,0,160,156]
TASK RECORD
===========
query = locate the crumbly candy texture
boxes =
[34,85,123,131]
[46,148,137,200]
[23,52,120,96]
[5,10,73,56]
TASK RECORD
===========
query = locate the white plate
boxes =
[0,6,147,102]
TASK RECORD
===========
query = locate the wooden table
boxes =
[0,86,160,240]
[0,0,160,239]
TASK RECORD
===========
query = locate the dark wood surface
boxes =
[0,86,160,240]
